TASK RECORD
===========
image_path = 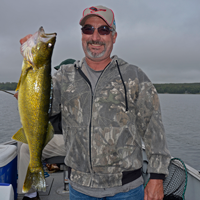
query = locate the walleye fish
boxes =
[12,27,56,192]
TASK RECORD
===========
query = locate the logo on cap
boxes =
[89,6,106,13]
[113,19,116,27]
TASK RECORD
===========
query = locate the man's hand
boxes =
[144,179,164,200]
[14,92,18,100]
[19,34,32,45]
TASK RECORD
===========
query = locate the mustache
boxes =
[87,40,105,46]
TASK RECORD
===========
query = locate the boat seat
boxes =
[43,156,69,192]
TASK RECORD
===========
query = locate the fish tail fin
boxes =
[22,165,46,193]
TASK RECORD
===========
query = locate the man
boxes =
[51,5,171,200]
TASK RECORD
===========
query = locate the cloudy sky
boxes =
[0,0,199,83]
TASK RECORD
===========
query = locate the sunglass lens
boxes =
[82,26,94,35]
[98,26,111,35]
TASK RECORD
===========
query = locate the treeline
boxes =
[0,82,17,90]
[1,82,200,94]
[154,83,200,94]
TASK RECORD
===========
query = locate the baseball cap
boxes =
[79,5,116,31]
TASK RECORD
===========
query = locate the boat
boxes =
[0,140,200,200]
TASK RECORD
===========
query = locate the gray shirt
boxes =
[82,59,103,92]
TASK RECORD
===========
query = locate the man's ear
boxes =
[113,32,117,44]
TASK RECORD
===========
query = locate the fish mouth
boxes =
[39,26,57,43]
[20,26,57,66]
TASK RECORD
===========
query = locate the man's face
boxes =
[81,16,117,62]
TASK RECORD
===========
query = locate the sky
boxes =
[0,0,199,83]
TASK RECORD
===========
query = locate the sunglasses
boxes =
[81,25,113,35]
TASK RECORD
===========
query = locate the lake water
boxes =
[0,91,199,170]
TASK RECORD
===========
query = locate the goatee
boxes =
[86,40,106,58]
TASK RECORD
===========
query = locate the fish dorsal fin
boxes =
[12,127,28,144]
[43,122,54,147]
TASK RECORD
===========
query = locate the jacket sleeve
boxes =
[136,68,171,176]
[50,69,62,117]
[49,69,63,134]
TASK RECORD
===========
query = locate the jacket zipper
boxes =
[76,59,128,174]
[77,68,94,170]
[77,64,110,172]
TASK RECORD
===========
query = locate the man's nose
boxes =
[91,28,101,40]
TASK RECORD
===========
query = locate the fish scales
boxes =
[20,66,50,169]
[12,27,57,193]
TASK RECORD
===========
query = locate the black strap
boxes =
[49,112,62,134]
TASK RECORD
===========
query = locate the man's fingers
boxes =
[19,34,33,45]
[144,188,148,200]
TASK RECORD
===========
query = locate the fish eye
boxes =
[48,43,52,48]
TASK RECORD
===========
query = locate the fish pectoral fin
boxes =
[12,127,28,144]
[44,122,54,147]
[15,71,28,91]
[22,166,46,193]
[16,61,27,91]
[15,75,22,91]
[15,60,33,91]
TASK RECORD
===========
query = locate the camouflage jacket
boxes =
[51,55,171,189]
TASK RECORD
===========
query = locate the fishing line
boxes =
[0,89,15,95]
